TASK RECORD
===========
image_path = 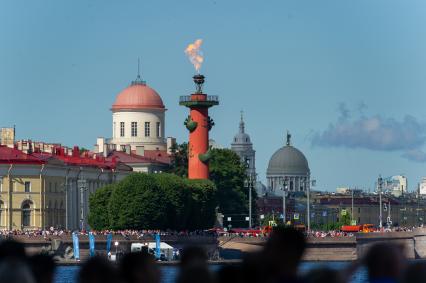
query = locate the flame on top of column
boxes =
[184,39,204,73]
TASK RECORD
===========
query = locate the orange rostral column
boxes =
[180,74,219,179]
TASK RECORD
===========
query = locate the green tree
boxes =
[88,172,218,230]
[152,173,191,230]
[88,185,114,230]
[339,211,352,226]
[168,142,188,177]
[108,173,169,230]
[186,179,217,229]
[210,148,257,228]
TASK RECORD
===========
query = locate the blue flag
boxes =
[155,233,161,260]
[72,232,80,260]
[106,233,112,254]
[89,232,95,257]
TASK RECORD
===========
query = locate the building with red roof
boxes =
[94,74,175,173]
[0,143,131,231]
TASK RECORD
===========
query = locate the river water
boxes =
[54,262,368,283]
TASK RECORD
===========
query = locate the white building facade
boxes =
[108,76,167,152]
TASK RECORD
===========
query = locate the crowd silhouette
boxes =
[0,227,417,283]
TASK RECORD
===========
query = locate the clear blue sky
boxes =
[1,0,426,191]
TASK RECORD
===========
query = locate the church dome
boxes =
[267,144,310,175]
[231,113,252,145]
[112,80,164,111]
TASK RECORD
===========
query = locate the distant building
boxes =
[94,73,172,172]
[0,144,131,230]
[419,178,426,195]
[381,175,407,197]
[231,112,256,177]
[336,187,351,194]
[0,127,15,148]
[209,139,223,149]
[266,132,310,196]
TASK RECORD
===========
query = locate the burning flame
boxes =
[184,39,204,73]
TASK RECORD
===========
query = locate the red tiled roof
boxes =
[107,150,169,165]
[0,146,44,164]
[34,153,118,170]
[142,150,171,164]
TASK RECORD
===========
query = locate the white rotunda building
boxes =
[109,75,167,152]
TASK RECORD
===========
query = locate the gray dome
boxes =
[267,145,310,175]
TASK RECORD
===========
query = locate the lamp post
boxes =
[114,241,119,255]
[351,189,354,224]
[281,177,288,225]
[378,175,383,229]
[305,179,316,233]
[244,158,255,229]
[244,175,253,229]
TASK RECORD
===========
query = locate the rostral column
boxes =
[179,74,219,179]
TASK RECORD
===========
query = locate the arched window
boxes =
[48,201,53,226]
[0,201,3,227]
[60,201,64,228]
[22,201,33,227]
[54,201,58,228]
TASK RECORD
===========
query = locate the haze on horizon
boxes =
[1,0,426,191]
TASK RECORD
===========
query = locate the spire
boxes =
[131,58,146,85]
[286,130,291,146]
[239,110,245,133]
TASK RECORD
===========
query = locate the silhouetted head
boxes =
[78,256,119,283]
[241,251,268,283]
[0,239,26,261]
[264,226,306,279]
[180,246,208,269]
[403,262,426,283]
[0,258,35,283]
[364,242,406,282]
[217,265,243,283]
[29,254,55,283]
[176,266,214,283]
[120,252,160,283]
[304,267,344,283]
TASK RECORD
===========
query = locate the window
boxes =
[120,122,125,137]
[113,122,116,138]
[358,207,361,213]
[0,201,3,226]
[156,122,161,138]
[22,201,32,227]
[24,182,31,193]
[145,122,150,137]
[131,122,138,137]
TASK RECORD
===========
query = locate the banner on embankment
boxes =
[155,233,161,260]
[72,232,80,260]
[106,233,112,254]
[89,232,95,257]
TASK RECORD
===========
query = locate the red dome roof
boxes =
[112,82,165,110]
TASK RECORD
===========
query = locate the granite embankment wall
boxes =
[7,228,426,261]
[218,228,426,261]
